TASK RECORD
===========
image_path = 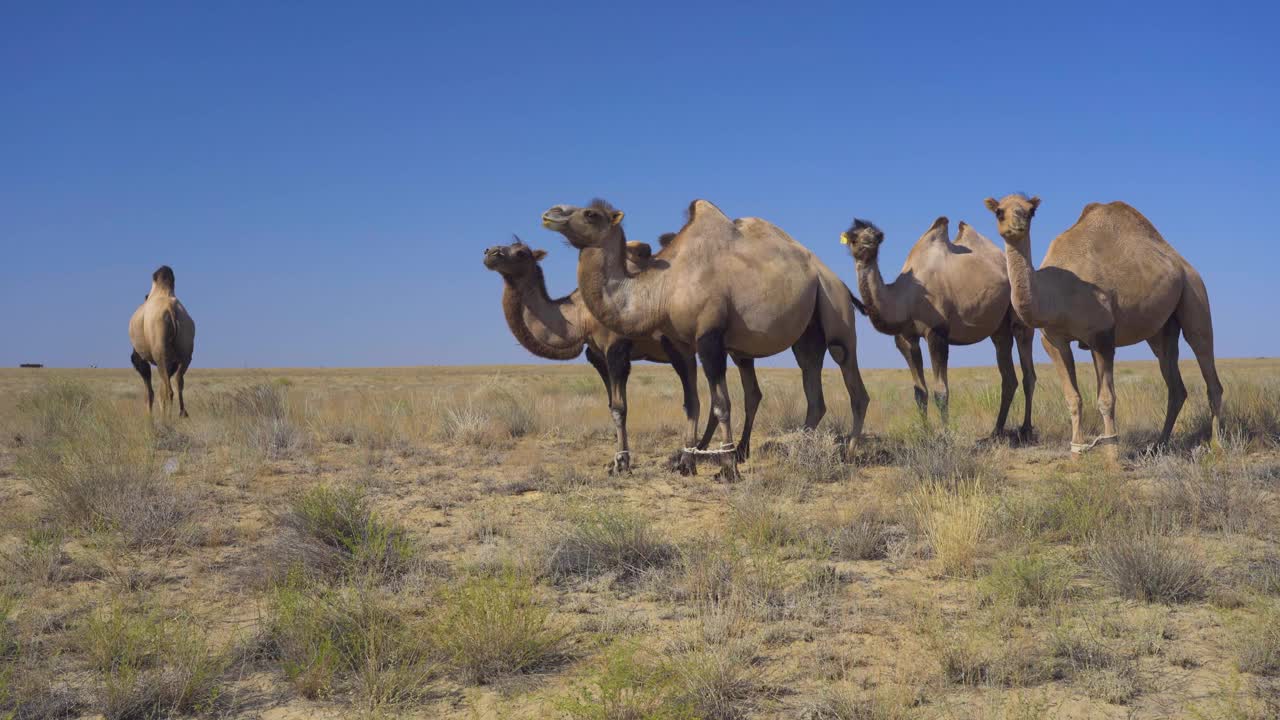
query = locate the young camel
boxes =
[483,237,723,473]
[985,194,1223,454]
[842,216,1036,439]
[128,265,196,417]
[543,199,870,477]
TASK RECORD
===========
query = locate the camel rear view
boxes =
[128,265,196,417]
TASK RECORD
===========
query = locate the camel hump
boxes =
[152,265,176,292]
[674,199,737,245]
[1079,201,1168,244]
[929,216,949,232]
[625,241,653,260]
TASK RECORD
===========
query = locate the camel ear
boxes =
[984,197,1000,214]
[531,249,547,261]
[1028,196,1041,216]
[610,210,625,226]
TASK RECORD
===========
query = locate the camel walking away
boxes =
[483,237,725,473]
[842,216,1036,439]
[128,265,196,417]
[985,194,1223,454]
[543,199,870,478]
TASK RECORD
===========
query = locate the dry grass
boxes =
[0,359,1277,718]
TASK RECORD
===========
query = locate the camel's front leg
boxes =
[895,335,928,420]
[1042,333,1085,453]
[732,356,762,462]
[697,328,738,481]
[926,332,950,425]
[662,338,703,475]
[605,341,633,473]
[991,329,1018,437]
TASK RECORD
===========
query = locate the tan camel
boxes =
[842,216,1036,439]
[483,237,723,473]
[985,194,1223,453]
[128,265,196,417]
[543,199,870,474]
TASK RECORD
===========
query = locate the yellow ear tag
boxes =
[839,233,849,245]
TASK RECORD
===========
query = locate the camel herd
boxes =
[125,194,1224,477]
[482,195,1223,474]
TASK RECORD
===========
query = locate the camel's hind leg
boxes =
[1146,317,1186,447]
[696,328,738,481]
[814,286,870,440]
[1088,331,1120,458]
[1013,323,1037,440]
[605,341,634,473]
[790,314,828,431]
[169,360,191,418]
[1175,272,1224,446]
[894,335,928,419]
[991,326,1018,438]
[732,356,763,462]
[1042,333,1085,450]
[130,351,154,414]
[925,332,950,425]
[661,338,706,475]
[152,349,174,416]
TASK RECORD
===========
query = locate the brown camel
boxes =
[842,216,1036,439]
[985,194,1223,454]
[483,237,723,473]
[543,199,870,474]
[128,265,196,417]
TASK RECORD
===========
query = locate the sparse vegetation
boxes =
[0,360,1276,718]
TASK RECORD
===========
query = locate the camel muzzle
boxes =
[541,206,573,230]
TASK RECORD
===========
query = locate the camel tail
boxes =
[848,289,868,316]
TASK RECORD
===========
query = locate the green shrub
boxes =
[276,485,414,581]
[979,550,1075,608]
[546,507,676,582]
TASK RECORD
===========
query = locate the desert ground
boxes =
[0,359,1277,719]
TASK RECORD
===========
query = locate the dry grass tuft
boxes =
[979,549,1075,609]
[274,485,414,582]
[430,572,567,684]
[911,480,992,577]
[1092,531,1207,603]
[1233,602,1280,676]
[545,506,676,582]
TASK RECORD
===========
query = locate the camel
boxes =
[841,216,1036,439]
[483,237,723,473]
[543,199,870,475]
[985,194,1223,454]
[128,265,196,417]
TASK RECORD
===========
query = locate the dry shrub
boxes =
[1002,469,1132,543]
[217,382,309,460]
[1234,602,1280,676]
[1092,532,1207,603]
[769,429,848,486]
[801,682,917,720]
[262,580,437,705]
[910,481,992,577]
[274,485,414,582]
[75,604,227,719]
[545,507,676,583]
[18,387,195,550]
[936,628,1049,688]
[437,382,540,446]
[429,572,567,684]
[1145,449,1272,534]
[728,492,803,549]
[979,549,1075,609]
[0,525,66,586]
[1049,628,1142,704]
[893,430,998,488]
[813,504,900,562]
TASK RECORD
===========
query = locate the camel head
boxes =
[483,236,547,278]
[841,219,885,264]
[148,265,176,297]
[984,194,1040,244]
[541,199,625,249]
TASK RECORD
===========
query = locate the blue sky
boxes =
[3,2,1276,369]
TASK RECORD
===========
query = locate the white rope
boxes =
[1070,434,1118,454]
[681,443,737,457]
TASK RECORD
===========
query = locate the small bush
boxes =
[773,430,847,485]
[979,550,1075,608]
[1147,451,1268,534]
[437,383,540,446]
[263,580,437,705]
[802,683,915,720]
[911,481,991,577]
[0,526,65,586]
[669,645,760,720]
[76,604,227,719]
[430,572,567,684]
[816,505,897,562]
[555,644,696,720]
[1004,470,1131,543]
[728,494,802,549]
[1049,629,1141,704]
[224,383,309,460]
[937,630,1048,687]
[275,485,414,582]
[894,430,996,488]
[1092,532,1207,603]
[546,507,676,582]
[1234,602,1280,675]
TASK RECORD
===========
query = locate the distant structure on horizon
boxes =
[19,363,43,368]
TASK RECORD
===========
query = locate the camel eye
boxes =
[996,209,1005,221]
[584,210,599,221]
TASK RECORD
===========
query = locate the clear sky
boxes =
[3,2,1276,369]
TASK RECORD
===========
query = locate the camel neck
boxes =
[1003,239,1040,326]
[148,282,175,299]
[500,269,585,360]
[576,230,664,337]
[856,256,909,335]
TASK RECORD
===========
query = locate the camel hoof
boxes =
[1013,427,1037,446]
[735,443,750,463]
[607,452,632,475]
